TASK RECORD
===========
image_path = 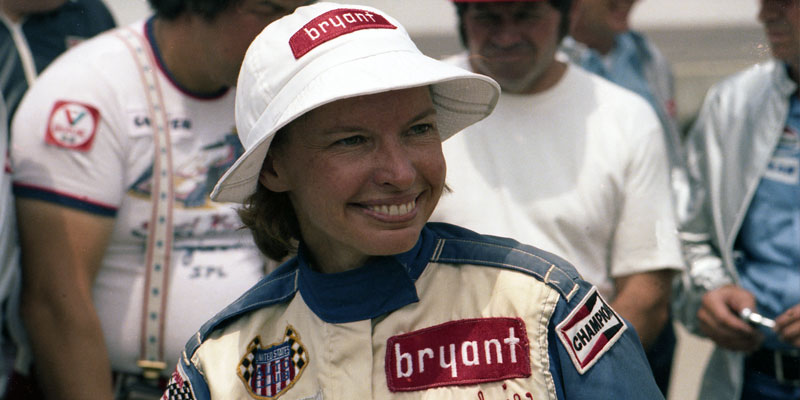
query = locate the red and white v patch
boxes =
[45,100,100,152]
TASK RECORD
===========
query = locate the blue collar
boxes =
[296,226,437,323]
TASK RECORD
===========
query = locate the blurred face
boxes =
[570,0,638,53]
[197,0,310,88]
[463,1,565,94]
[759,0,800,72]
[260,87,445,273]
[2,0,68,20]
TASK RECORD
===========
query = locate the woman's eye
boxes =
[334,135,366,146]
[409,123,435,136]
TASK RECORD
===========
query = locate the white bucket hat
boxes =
[211,2,500,203]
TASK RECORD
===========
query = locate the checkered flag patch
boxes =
[287,328,308,371]
[237,325,309,399]
[239,336,261,381]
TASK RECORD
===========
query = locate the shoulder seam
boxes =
[432,238,579,300]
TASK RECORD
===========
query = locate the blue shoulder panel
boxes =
[183,260,300,359]
[183,223,584,360]
[426,222,581,301]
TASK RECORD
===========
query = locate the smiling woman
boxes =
[160,3,668,399]
[260,88,445,273]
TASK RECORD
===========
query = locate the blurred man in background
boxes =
[560,0,689,393]
[0,0,115,394]
[9,0,308,398]
[562,0,688,216]
[433,0,683,395]
[674,0,800,399]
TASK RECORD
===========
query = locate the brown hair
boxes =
[236,128,300,261]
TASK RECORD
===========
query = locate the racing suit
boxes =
[162,223,664,400]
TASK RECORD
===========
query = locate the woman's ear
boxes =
[258,153,290,192]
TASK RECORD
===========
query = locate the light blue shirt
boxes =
[735,92,800,350]
[575,32,659,114]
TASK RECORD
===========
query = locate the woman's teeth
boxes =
[369,200,416,216]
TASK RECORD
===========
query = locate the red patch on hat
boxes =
[45,100,100,152]
[289,8,396,59]
[556,287,627,374]
[385,318,530,392]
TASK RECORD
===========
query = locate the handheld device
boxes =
[740,308,776,330]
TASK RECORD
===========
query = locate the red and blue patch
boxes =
[45,100,100,152]
[238,326,309,399]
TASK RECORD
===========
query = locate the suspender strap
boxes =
[114,27,174,379]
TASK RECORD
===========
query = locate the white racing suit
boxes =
[162,223,664,400]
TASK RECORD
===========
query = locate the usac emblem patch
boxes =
[238,325,309,399]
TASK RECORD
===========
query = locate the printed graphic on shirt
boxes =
[45,100,100,151]
[162,364,197,400]
[128,133,243,208]
[778,126,799,150]
[764,127,800,185]
[385,318,531,392]
[238,325,309,399]
[289,8,397,59]
[556,287,626,374]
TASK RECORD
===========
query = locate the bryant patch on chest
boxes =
[385,318,531,392]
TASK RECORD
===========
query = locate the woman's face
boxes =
[260,87,445,273]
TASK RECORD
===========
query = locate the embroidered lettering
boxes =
[556,287,626,374]
[289,8,396,59]
[385,318,531,392]
[396,343,413,378]
[238,326,308,398]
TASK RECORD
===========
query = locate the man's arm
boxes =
[671,84,761,351]
[612,269,675,349]
[17,198,115,400]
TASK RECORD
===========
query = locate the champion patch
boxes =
[556,287,626,374]
[385,318,530,392]
[45,100,100,151]
[238,326,309,399]
[289,8,396,59]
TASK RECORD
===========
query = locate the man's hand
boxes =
[775,303,800,348]
[697,285,762,352]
